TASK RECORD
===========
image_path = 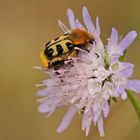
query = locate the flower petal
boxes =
[121,90,127,100]
[118,31,137,52]
[36,88,54,96]
[38,100,56,113]
[103,101,109,118]
[42,79,55,86]
[47,108,56,117]
[96,16,100,36]
[67,8,77,29]
[97,115,105,136]
[126,80,140,93]
[108,28,118,47]
[82,6,96,34]
[119,62,134,78]
[57,105,77,133]
[116,87,128,100]
[75,19,86,30]
[82,114,92,136]
[85,119,92,136]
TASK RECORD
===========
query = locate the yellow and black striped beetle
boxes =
[40,29,94,69]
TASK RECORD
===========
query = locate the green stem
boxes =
[104,50,110,69]
[126,90,140,121]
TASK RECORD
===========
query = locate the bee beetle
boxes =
[40,29,94,69]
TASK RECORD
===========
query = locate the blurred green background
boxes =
[0,0,140,140]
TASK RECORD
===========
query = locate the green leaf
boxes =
[119,49,127,62]
[108,96,118,106]
[126,90,140,121]
[104,51,110,69]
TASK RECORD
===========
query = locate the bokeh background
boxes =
[0,0,140,140]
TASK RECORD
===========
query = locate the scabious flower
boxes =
[36,7,140,136]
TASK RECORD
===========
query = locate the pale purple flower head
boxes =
[36,7,140,136]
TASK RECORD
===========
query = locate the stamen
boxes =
[36,83,47,87]
[58,19,70,34]
[75,47,89,54]
[33,66,42,70]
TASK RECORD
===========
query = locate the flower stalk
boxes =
[126,90,140,121]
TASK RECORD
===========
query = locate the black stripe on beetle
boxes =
[45,41,51,47]
[52,60,64,69]
[56,44,63,55]
[54,37,59,41]
[63,33,69,36]
[44,48,54,58]
[66,42,74,51]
